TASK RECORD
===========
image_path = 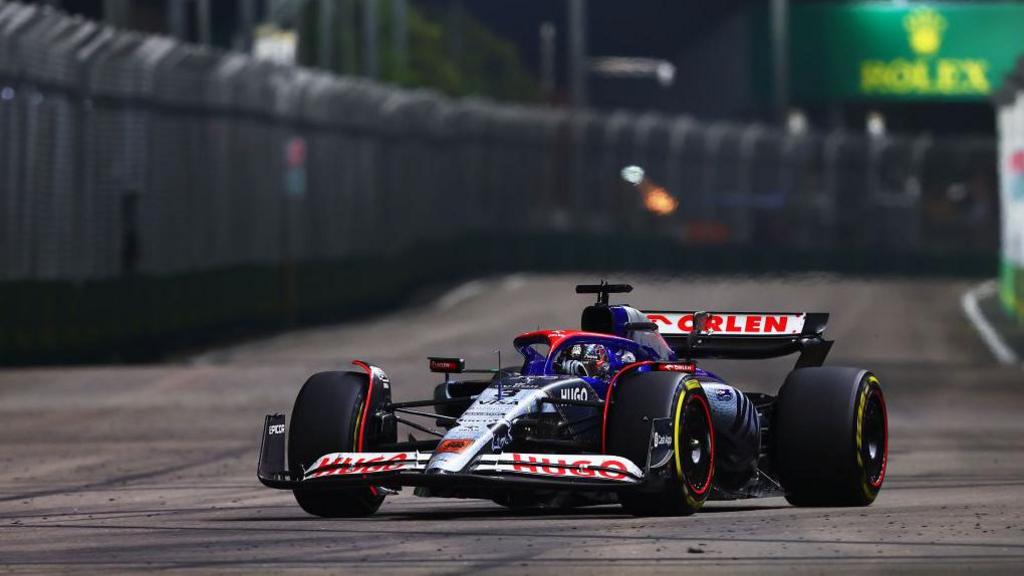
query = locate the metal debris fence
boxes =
[0,2,1002,360]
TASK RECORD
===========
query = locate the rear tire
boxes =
[772,367,888,506]
[606,371,715,516]
[288,371,385,517]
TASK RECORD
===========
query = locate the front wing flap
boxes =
[303,451,644,486]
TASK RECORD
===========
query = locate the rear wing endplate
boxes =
[643,311,832,368]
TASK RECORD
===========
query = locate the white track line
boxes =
[436,275,526,311]
[961,280,1019,365]
[435,280,486,311]
[501,274,526,292]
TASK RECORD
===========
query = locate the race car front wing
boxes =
[257,414,652,492]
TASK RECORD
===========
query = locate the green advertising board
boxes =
[791,2,1024,101]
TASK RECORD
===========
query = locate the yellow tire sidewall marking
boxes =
[352,402,363,450]
[855,374,880,501]
[674,379,704,510]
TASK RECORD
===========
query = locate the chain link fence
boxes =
[0,2,1001,361]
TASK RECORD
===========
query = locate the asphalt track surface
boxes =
[2,274,1023,574]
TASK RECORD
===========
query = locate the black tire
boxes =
[288,371,385,517]
[606,371,715,516]
[772,367,888,506]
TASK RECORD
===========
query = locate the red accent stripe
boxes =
[868,387,888,489]
[351,361,379,497]
[351,361,375,451]
[686,392,715,496]
[513,330,637,353]
[600,361,654,453]
[352,358,385,498]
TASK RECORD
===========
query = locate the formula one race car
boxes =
[258,283,888,517]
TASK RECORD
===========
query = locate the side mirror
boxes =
[686,311,710,360]
[692,312,710,334]
[429,357,465,374]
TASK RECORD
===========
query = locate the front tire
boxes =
[288,371,385,517]
[606,371,715,516]
[772,367,888,506]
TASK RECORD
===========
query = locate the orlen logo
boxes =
[646,312,803,335]
[511,453,628,480]
[658,362,696,373]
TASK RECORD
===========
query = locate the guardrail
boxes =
[0,2,1002,362]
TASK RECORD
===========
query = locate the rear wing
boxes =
[643,311,832,368]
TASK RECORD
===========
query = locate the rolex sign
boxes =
[791,3,1024,101]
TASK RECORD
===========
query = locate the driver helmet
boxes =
[560,343,610,378]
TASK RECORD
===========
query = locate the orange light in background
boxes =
[621,165,679,217]
[642,184,678,216]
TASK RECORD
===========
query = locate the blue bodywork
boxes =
[512,304,723,397]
